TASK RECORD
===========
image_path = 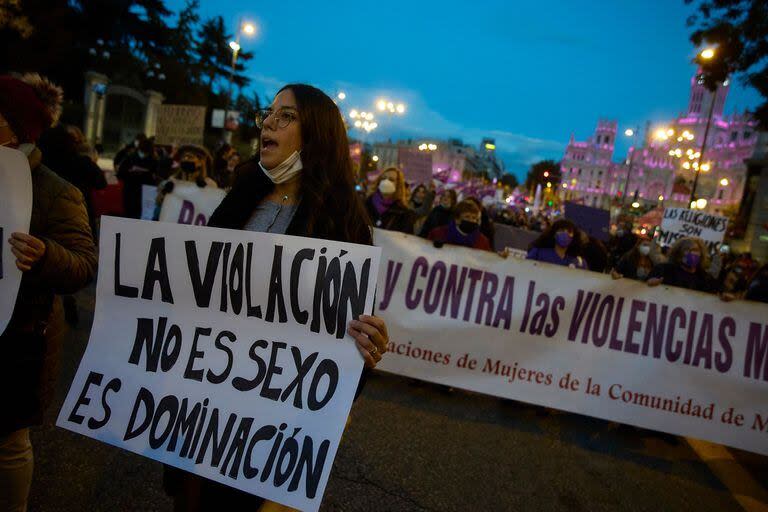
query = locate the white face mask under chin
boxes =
[18,143,36,156]
[259,150,303,184]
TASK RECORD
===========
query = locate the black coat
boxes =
[165,161,372,509]
[419,206,453,237]
[365,197,416,234]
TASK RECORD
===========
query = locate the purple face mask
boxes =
[555,231,573,248]
[683,252,701,269]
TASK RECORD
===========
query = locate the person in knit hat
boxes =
[0,73,97,512]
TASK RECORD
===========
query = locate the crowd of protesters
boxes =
[1,71,767,512]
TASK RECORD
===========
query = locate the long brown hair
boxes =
[279,83,372,244]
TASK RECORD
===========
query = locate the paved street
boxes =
[28,286,766,512]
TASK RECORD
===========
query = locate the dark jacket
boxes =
[165,160,372,509]
[44,152,107,229]
[117,152,158,219]
[419,205,453,237]
[365,196,416,234]
[1,149,97,435]
[648,262,718,294]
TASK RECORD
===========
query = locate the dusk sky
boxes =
[168,0,762,179]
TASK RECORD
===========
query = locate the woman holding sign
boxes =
[164,84,390,511]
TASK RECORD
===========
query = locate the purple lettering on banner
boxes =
[682,310,699,365]
[424,261,447,314]
[692,313,714,369]
[665,307,687,362]
[440,265,468,319]
[592,295,614,348]
[642,302,669,358]
[743,322,768,381]
[715,316,734,373]
[405,257,428,310]
[608,297,626,351]
[379,261,403,311]
[194,213,207,225]
[492,276,515,330]
[568,290,593,342]
[178,200,195,224]
[624,299,646,354]
[462,269,483,322]
[475,272,499,326]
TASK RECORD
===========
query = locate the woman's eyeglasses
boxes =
[256,108,298,130]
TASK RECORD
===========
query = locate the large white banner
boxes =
[57,217,381,511]
[0,146,33,334]
[657,207,728,251]
[373,229,768,456]
[159,181,225,226]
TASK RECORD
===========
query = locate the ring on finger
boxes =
[369,346,378,357]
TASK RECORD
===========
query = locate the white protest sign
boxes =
[657,207,728,251]
[0,146,33,334]
[141,185,158,221]
[57,217,381,511]
[159,181,226,226]
[374,229,768,456]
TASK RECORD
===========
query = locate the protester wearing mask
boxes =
[419,189,457,237]
[527,219,587,268]
[116,137,159,219]
[647,237,718,293]
[366,167,417,233]
[612,239,660,281]
[409,182,436,234]
[163,84,390,511]
[0,73,97,512]
[466,196,495,247]
[427,199,492,250]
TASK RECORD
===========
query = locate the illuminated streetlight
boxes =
[354,120,362,128]
[428,143,437,151]
[658,195,664,201]
[720,178,728,186]
[372,155,379,162]
[229,40,241,52]
[562,183,568,189]
[624,128,634,137]
[396,103,405,114]
[666,128,674,137]
[242,22,256,35]
[696,198,708,209]
[700,162,711,172]
[700,47,715,60]
[546,182,552,188]
[349,109,359,119]
[376,99,386,111]
[337,92,346,100]
[631,201,640,208]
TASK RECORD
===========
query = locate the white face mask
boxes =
[638,245,651,256]
[17,143,36,156]
[259,150,303,184]
[378,178,396,195]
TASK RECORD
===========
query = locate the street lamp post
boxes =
[689,46,719,206]
[226,20,256,143]
[620,127,640,209]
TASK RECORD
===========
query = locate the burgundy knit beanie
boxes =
[0,73,63,143]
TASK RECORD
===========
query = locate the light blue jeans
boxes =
[0,429,33,512]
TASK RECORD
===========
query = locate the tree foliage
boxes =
[686,0,768,126]
[524,160,561,191]
[0,0,255,108]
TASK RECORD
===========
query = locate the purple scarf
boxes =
[446,219,480,247]
[371,191,395,216]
